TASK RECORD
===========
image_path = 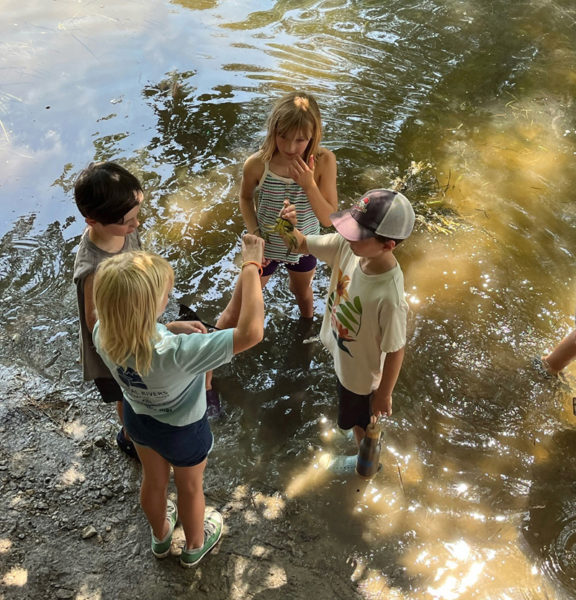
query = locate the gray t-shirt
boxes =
[73,229,142,380]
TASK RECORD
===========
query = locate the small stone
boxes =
[82,526,97,539]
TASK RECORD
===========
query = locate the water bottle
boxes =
[356,422,382,479]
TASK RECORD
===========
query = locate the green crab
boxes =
[262,217,298,256]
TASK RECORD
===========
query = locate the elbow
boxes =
[248,326,264,347]
[234,325,264,354]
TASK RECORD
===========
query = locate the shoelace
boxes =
[205,522,216,537]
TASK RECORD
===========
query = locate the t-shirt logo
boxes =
[116,366,147,389]
[327,269,363,357]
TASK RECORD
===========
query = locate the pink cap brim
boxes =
[330,210,374,241]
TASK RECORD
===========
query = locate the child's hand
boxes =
[241,233,265,266]
[288,155,315,190]
[280,199,297,226]
[372,393,392,418]
[166,320,207,334]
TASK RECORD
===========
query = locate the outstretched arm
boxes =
[166,321,207,334]
[279,201,309,255]
[232,234,266,354]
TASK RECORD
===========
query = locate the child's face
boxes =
[275,128,311,160]
[97,191,143,235]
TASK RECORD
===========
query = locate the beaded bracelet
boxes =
[241,261,263,276]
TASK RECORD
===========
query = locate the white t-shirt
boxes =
[307,233,408,395]
[93,322,234,426]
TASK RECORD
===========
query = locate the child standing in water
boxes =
[216,91,337,328]
[73,162,145,460]
[92,236,265,566]
[280,189,415,447]
[73,162,207,460]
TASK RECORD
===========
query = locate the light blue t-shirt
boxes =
[93,322,234,426]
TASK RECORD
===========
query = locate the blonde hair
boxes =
[259,91,323,163]
[93,251,174,375]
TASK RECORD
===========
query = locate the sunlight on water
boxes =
[2,0,576,597]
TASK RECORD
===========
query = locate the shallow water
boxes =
[2,0,576,597]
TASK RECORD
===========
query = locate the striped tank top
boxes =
[256,162,320,263]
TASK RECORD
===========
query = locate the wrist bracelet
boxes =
[241,261,263,276]
[250,227,261,236]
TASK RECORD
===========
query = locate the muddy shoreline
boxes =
[0,351,365,600]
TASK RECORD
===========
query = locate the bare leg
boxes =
[173,459,207,549]
[543,330,576,374]
[287,268,315,319]
[208,275,268,389]
[353,425,365,448]
[135,444,172,540]
[215,273,270,330]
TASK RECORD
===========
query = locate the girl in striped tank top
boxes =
[216,91,338,328]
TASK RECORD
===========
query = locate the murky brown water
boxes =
[2,0,576,597]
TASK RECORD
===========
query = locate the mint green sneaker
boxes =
[151,498,178,558]
[180,510,223,568]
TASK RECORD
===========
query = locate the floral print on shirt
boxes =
[327,269,363,357]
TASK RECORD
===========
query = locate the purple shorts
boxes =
[261,254,317,277]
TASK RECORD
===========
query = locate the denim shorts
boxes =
[336,379,372,431]
[123,399,213,467]
[261,253,317,277]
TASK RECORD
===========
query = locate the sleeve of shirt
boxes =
[172,328,235,375]
[305,233,343,267]
[378,300,408,354]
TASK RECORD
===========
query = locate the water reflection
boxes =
[1,0,576,597]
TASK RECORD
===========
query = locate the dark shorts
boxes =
[261,254,317,277]
[94,377,123,404]
[123,399,213,467]
[337,379,372,431]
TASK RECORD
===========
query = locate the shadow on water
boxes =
[524,427,576,594]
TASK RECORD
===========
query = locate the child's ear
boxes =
[85,217,98,226]
[381,239,396,250]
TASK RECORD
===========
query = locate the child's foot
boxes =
[180,510,223,568]
[151,499,178,558]
[206,389,222,418]
[116,428,140,461]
